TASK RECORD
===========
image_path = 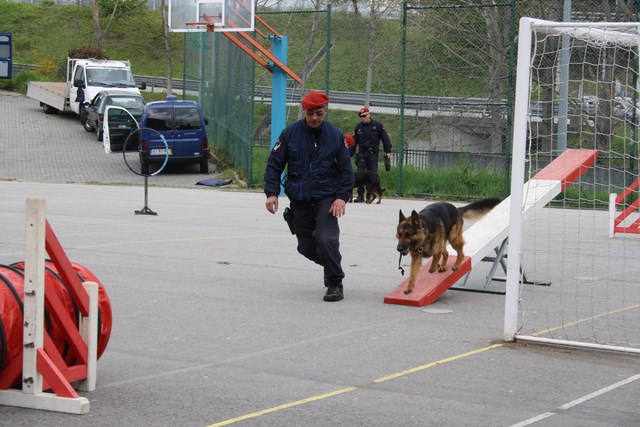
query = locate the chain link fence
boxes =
[184,32,256,180]
[244,1,638,199]
[19,0,631,199]
[202,2,517,197]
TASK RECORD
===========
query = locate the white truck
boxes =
[26,57,145,123]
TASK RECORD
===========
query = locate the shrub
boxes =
[67,46,109,60]
[0,70,38,93]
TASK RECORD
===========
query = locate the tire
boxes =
[96,122,103,142]
[79,105,87,125]
[83,116,95,133]
[42,104,58,114]
[199,157,209,174]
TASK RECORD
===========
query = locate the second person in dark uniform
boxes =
[351,107,393,203]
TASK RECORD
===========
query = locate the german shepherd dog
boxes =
[396,198,501,294]
[349,171,385,204]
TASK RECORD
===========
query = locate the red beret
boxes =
[358,107,370,117]
[344,134,355,147]
[302,91,329,110]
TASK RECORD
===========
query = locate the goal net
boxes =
[504,18,640,354]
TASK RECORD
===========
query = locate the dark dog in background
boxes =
[396,198,501,294]
[350,171,385,204]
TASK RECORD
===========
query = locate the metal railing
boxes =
[13,62,507,115]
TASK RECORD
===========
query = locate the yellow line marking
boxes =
[373,343,503,383]
[206,343,503,426]
[206,387,358,427]
[530,303,640,337]
[209,305,640,426]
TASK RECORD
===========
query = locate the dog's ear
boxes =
[410,210,420,224]
[399,209,406,223]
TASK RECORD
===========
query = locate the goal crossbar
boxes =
[527,18,640,46]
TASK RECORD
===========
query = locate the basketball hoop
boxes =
[185,21,216,32]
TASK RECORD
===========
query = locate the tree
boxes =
[91,0,146,48]
[296,0,323,120]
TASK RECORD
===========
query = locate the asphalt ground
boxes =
[1,90,639,426]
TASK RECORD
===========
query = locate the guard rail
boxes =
[13,62,508,115]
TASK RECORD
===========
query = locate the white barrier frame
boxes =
[0,198,99,414]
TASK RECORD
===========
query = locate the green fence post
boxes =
[397,1,408,197]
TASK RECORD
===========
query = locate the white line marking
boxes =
[510,412,555,426]
[510,372,640,426]
[558,372,640,410]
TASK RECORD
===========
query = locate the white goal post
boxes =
[505,18,640,354]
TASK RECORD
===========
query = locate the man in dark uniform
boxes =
[351,107,393,203]
[264,91,355,302]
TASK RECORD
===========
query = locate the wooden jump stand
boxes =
[0,198,99,414]
[609,177,640,237]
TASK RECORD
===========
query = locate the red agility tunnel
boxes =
[0,261,112,386]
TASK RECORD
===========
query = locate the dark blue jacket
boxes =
[264,119,354,202]
[352,119,392,156]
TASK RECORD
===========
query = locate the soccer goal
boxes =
[504,18,640,354]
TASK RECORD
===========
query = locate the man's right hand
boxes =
[265,196,279,214]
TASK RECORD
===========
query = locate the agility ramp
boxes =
[384,149,598,307]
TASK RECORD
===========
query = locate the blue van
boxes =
[137,96,210,174]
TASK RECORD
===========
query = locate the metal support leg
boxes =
[135,176,157,215]
[451,238,550,295]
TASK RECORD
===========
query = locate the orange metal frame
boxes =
[185,12,301,84]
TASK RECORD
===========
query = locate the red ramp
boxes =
[384,149,598,307]
[384,257,471,306]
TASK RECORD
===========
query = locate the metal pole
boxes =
[325,3,331,95]
[504,17,533,341]
[557,0,572,152]
[271,35,288,196]
[505,0,516,195]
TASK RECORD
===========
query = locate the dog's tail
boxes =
[458,197,502,220]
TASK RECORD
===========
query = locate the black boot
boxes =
[324,285,344,302]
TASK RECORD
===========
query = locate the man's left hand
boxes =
[330,199,347,218]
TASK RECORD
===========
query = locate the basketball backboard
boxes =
[168,0,255,32]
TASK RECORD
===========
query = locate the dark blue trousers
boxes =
[356,150,379,197]
[290,197,344,288]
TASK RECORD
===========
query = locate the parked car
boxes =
[102,106,142,153]
[82,90,146,142]
[137,95,210,174]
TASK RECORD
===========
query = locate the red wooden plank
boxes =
[45,220,89,315]
[531,149,598,189]
[615,178,640,204]
[41,365,88,391]
[44,280,88,365]
[37,348,78,398]
[615,226,640,234]
[615,199,640,227]
[384,257,471,307]
[43,332,67,371]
